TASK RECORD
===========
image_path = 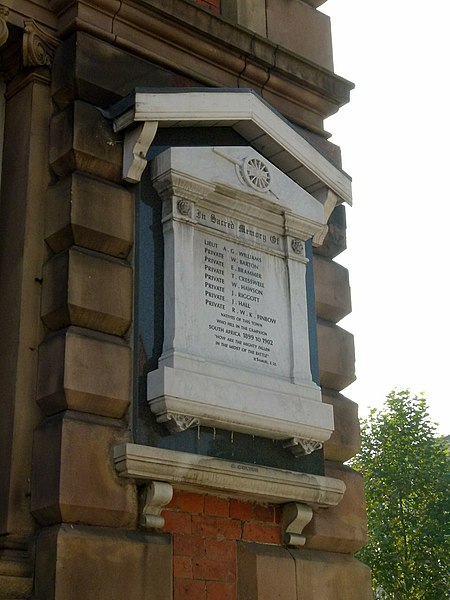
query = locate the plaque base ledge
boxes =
[113,443,345,508]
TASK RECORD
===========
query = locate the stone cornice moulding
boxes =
[114,443,346,508]
[109,89,352,208]
[47,0,353,131]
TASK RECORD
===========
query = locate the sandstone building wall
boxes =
[0,1,373,598]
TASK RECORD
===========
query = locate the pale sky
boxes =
[320,0,450,434]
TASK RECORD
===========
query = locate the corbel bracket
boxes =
[140,481,173,529]
[282,502,313,546]
[283,438,323,456]
[123,121,158,183]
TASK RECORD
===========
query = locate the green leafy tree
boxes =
[351,390,449,599]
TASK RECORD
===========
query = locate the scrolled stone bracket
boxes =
[140,481,173,529]
[283,437,323,456]
[122,121,158,183]
[282,502,313,546]
[23,20,59,67]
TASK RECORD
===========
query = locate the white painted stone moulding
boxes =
[114,443,346,508]
[110,88,352,206]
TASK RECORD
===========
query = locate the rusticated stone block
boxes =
[314,205,347,259]
[303,462,368,554]
[290,548,373,599]
[31,412,136,527]
[313,255,351,323]
[238,542,297,600]
[49,101,122,182]
[34,524,171,600]
[317,320,356,391]
[41,246,132,335]
[266,0,333,70]
[0,548,33,599]
[322,390,361,462]
[37,327,131,418]
[46,172,133,258]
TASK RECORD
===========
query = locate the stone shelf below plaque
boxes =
[113,443,345,508]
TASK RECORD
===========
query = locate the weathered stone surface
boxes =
[34,524,172,600]
[313,255,351,322]
[31,412,136,527]
[46,172,133,258]
[52,32,198,109]
[221,0,266,37]
[290,548,374,599]
[303,462,368,553]
[0,548,33,599]
[237,542,297,600]
[314,205,347,259]
[266,0,333,70]
[0,73,51,537]
[41,247,132,336]
[49,101,122,182]
[322,390,361,462]
[317,320,356,391]
[37,327,131,418]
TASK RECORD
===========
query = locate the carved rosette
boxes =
[240,157,272,192]
[283,437,323,456]
[290,238,304,255]
[176,199,193,218]
[23,20,59,67]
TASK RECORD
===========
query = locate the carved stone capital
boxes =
[154,172,215,204]
[0,6,9,48]
[282,502,313,546]
[140,481,173,529]
[23,20,59,67]
[283,437,323,456]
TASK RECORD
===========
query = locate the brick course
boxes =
[163,491,282,600]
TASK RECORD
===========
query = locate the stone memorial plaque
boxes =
[147,146,335,452]
[195,226,291,378]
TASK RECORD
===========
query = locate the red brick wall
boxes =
[191,0,221,14]
[163,490,282,600]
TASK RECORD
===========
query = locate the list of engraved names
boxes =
[199,232,289,373]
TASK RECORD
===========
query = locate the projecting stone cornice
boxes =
[108,88,352,207]
[46,0,353,133]
[114,443,346,508]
